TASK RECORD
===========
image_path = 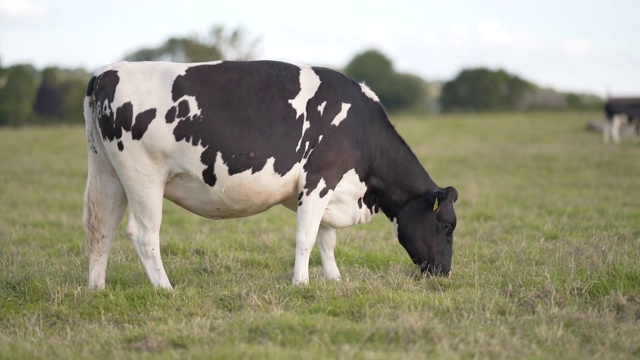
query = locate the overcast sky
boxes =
[1,0,638,96]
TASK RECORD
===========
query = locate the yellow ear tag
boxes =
[433,198,439,212]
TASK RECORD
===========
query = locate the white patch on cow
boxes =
[289,65,321,118]
[330,102,352,127]
[165,151,300,219]
[317,101,327,115]
[321,169,372,228]
[289,65,321,151]
[360,83,380,102]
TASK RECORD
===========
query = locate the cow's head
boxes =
[396,186,458,276]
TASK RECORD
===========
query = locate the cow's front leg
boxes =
[292,192,332,285]
[317,224,341,281]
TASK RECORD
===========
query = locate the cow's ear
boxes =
[425,190,442,212]
[444,186,458,203]
[425,187,458,211]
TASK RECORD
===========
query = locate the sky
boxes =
[1,0,638,97]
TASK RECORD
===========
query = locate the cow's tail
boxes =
[83,76,98,154]
[82,75,102,255]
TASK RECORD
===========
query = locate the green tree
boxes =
[34,67,63,119]
[33,67,90,124]
[0,64,39,125]
[345,49,426,112]
[440,68,533,112]
[124,25,259,62]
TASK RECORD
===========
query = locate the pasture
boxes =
[1,111,639,359]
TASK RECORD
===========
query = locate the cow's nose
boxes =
[420,261,449,277]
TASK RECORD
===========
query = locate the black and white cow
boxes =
[603,98,640,143]
[83,60,458,290]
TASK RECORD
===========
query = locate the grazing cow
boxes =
[83,60,458,290]
[603,98,640,143]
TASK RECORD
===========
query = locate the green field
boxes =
[1,112,639,359]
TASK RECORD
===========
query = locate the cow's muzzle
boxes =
[420,261,451,277]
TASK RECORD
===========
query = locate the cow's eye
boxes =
[443,223,452,233]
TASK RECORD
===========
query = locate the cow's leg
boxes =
[317,224,341,281]
[292,191,332,285]
[83,170,127,290]
[612,114,624,144]
[124,181,173,289]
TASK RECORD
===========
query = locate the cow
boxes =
[603,97,640,143]
[82,60,458,290]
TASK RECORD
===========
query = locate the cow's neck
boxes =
[363,123,439,220]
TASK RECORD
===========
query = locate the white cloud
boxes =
[478,20,511,46]
[363,25,394,53]
[561,37,592,57]
[450,23,469,46]
[423,32,439,46]
[511,31,539,51]
[0,0,48,19]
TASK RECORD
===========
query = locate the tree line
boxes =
[0,26,601,126]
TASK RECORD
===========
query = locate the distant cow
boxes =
[83,61,458,290]
[603,98,640,143]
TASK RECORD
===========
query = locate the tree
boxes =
[32,67,90,123]
[345,49,426,112]
[345,49,394,93]
[124,25,259,62]
[440,68,533,112]
[34,67,63,118]
[0,64,39,126]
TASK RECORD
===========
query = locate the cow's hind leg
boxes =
[83,171,127,290]
[124,182,173,289]
[317,225,341,281]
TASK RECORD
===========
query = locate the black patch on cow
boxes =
[93,70,158,151]
[86,76,96,97]
[132,108,156,140]
[358,198,363,209]
[170,61,304,187]
[165,106,177,123]
[95,70,120,143]
[107,101,133,151]
[177,100,190,118]
[203,169,217,187]
[116,102,133,132]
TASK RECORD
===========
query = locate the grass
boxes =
[1,111,639,359]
